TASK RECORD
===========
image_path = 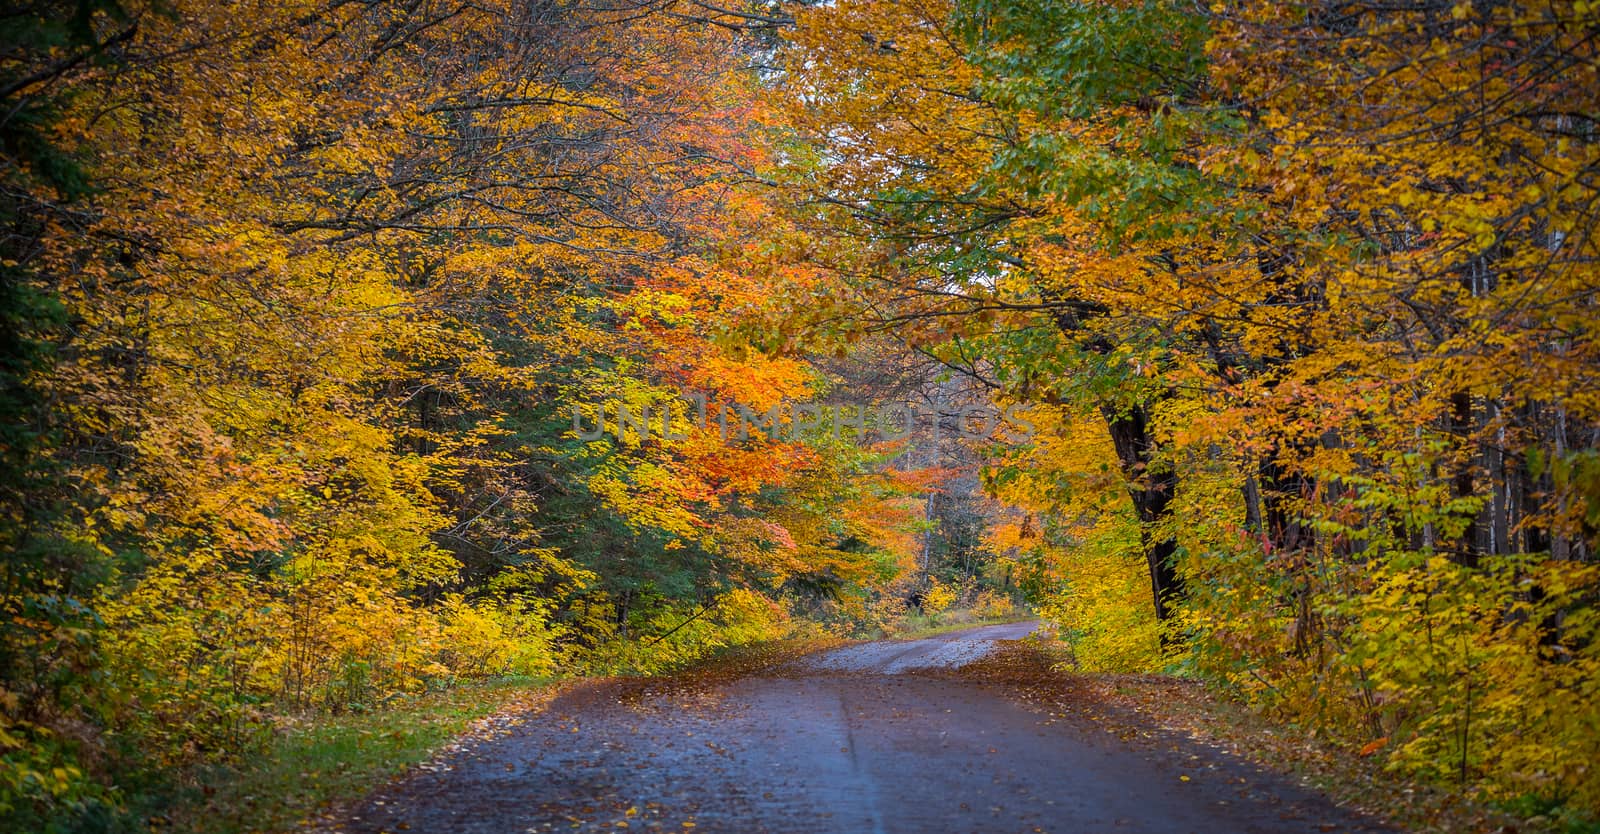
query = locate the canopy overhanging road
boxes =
[336,623,1386,834]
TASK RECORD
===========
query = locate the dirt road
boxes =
[335,623,1385,833]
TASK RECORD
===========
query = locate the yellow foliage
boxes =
[972,590,1016,620]
[922,580,957,617]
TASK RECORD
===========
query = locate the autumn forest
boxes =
[2,0,1597,831]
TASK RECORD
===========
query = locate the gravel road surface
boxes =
[335,622,1386,834]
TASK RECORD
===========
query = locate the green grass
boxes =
[163,677,554,834]
[1494,794,1600,834]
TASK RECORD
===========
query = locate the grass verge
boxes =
[160,678,556,834]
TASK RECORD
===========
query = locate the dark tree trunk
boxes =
[1258,454,1310,557]
[1256,452,1318,656]
[1242,470,1264,535]
[1100,400,1183,624]
[1450,390,1481,567]
[1044,296,1184,630]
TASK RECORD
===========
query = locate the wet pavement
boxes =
[334,623,1388,833]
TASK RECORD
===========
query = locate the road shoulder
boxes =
[948,639,1535,834]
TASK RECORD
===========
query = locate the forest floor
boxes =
[303,622,1483,834]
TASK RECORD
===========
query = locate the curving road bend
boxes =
[335,622,1387,834]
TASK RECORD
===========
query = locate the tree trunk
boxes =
[1100,400,1183,625]
[1044,297,1184,629]
[1256,451,1317,656]
[1450,390,1481,567]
